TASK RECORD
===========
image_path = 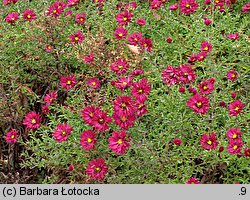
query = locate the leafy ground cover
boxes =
[0,0,249,184]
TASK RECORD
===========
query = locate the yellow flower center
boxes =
[89,113,94,117]
[232,134,237,139]
[99,118,104,123]
[186,4,190,8]
[233,145,238,150]
[200,56,204,59]
[27,14,31,19]
[138,104,142,109]
[215,0,219,3]
[11,17,15,20]
[121,103,126,108]
[31,118,36,124]
[231,74,235,78]
[118,65,123,69]
[235,107,239,111]
[47,46,51,49]
[196,102,202,108]
[144,43,147,47]
[92,82,96,86]
[204,46,208,51]
[95,167,101,171]
[203,86,208,90]
[117,139,122,145]
[11,135,15,139]
[123,17,127,21]
[138,89,143,93]
[62,131,66,135]
[53,10,57,14]
[74,37,79,41]
[118,33,123,37]
[121,116,127,122]
[87,138,92,143]
[80,18,84,21]
[207,140,212,145]
[66,80,71,85]
[122,81,127,85]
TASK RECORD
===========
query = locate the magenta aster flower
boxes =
[150,0,162,10]
[200,132,219,150]
[231,92,237,99]
[139,37,153,52]
[188,53,198,63]
[23,111,42,130]
[108,131,130,155]
[131,69,144,77]
[47,2,66,18]
[180,0,199,15]
[113,76,133,91]
[80,130,97,151]
[115,11,133,26]
[67,0,80,7]
[110,58,129,75]
[81,106,100,125]
[84,52,95,64]
[69,30,84,44]
[42,105,50,114]
[86,158,108,181]
[113,95,135,116]
[52,123,73,142]
[75,13,86,24]
[60,74,77,90]
[45,44,53,53]
[226,69,238,82]
[186,177,199,184]
[226,32,239,41]
[204,17,212,25]
[242,3,250,13]
[124,2,137,11]
[43,91,57,106]
[166,37,172,43]
[92,109,112,132]
[228,100,245,116]
[200,41,212,53]
[22,9,36,21]
[178,64,197,84]
[244,148,250,157]
[87,77,100,89]
[187,93,210,114]
[226,127,243,140]
[169,3,179,11]
[134,100,147,117]
[196,51,207,62]
[136,18,146,26]
[5,129,18,144]
[131,78,151,102]
[162,65,179,86]
[198,77,215,95]
[3,0,18,5]
[113,113,136,130]
[128,32,142,46]
[114,27,127,40]
[188,86,198,95]
[5,12,19,24]
[173,138,182,146]
[227,139,244,155]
